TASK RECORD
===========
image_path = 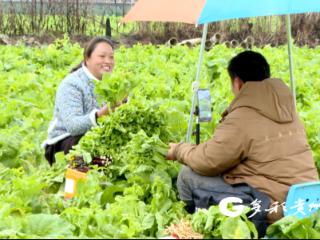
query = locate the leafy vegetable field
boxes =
[0,37,319,238]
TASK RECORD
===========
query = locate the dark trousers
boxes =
[177,166,270,238]
[44,135,83,166]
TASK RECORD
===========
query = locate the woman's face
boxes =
[85,42,114,80]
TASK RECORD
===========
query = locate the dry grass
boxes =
[0,1,319,47]
[164,219,203,239]
[133,13,320,47]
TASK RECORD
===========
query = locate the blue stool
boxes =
[285,181,320,219]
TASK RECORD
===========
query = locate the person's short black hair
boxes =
[227,50,270,82]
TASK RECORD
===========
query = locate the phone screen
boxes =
[197,89,212,122]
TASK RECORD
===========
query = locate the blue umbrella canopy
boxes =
[198,0,320,24]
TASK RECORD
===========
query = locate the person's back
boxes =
[219,77,319,222]
[166,51,319,231]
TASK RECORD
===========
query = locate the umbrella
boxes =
[123,0,320,142]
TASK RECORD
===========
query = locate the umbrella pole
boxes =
[186,23,209,143]
[286,14,296,108]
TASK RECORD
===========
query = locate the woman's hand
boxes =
[97,96,129,117]
[121,96,129,104]
[111,96,129,111]
[97,104,109,117]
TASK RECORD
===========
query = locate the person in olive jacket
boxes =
[166,51,319,226]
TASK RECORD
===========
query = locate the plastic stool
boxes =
[284,181,320,219]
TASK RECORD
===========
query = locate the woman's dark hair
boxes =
[70,37,114,73]
[227,50,270,83]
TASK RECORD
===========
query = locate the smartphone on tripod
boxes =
[197,89,212,122]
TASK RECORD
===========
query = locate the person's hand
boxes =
[97,104,109,117]
[166,143,178,160]
[112,96,129,111]
[121,96,129,104]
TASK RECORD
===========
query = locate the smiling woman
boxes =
[74,37,115,80]
[42,37,120,166]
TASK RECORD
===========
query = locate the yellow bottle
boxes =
[64,168,87,199]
